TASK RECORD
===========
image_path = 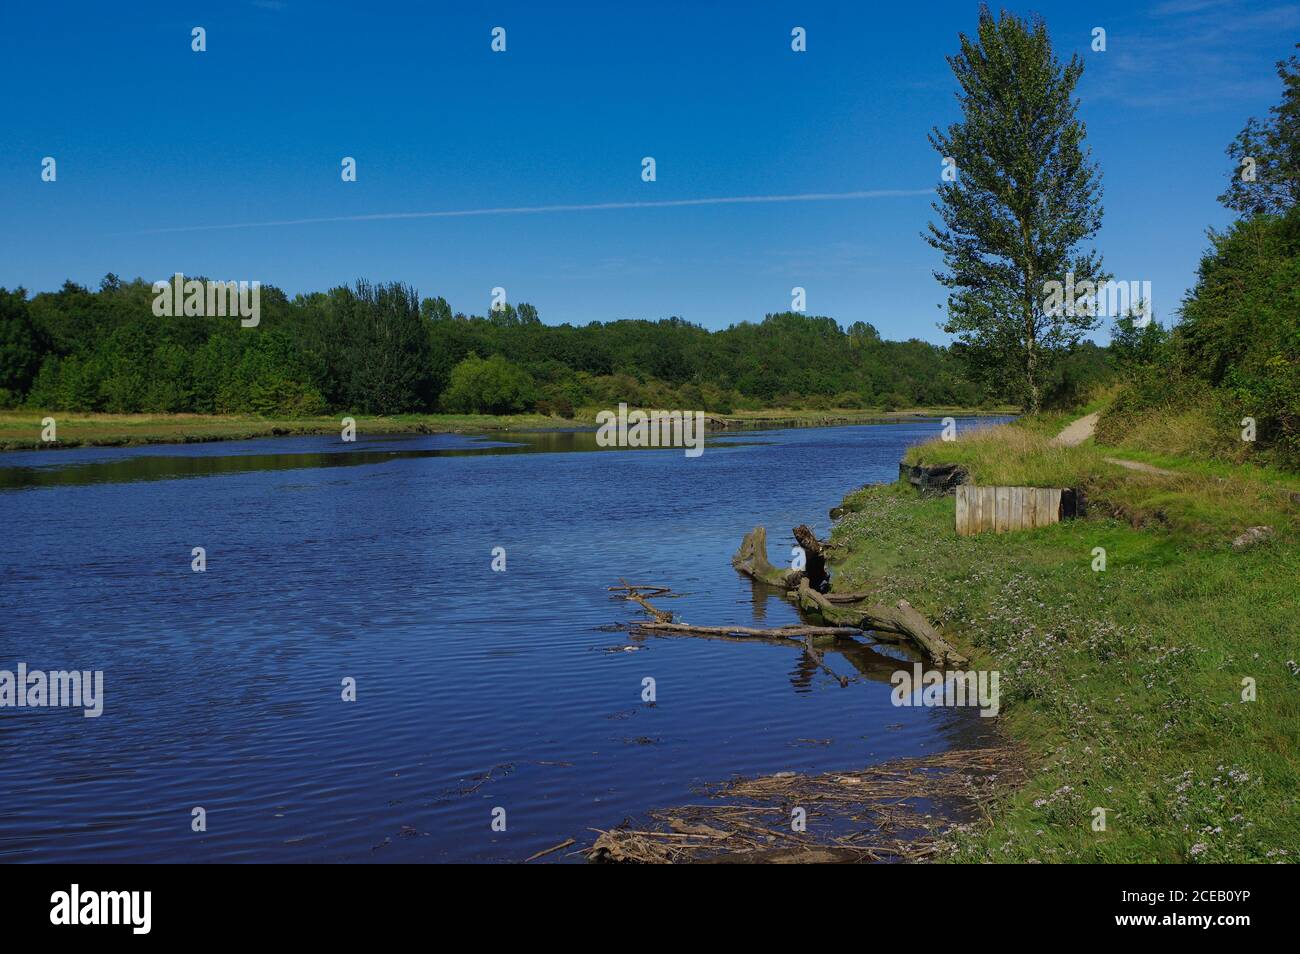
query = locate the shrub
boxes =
[440,353,535,414]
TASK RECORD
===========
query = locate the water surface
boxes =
[0,418,1008,862]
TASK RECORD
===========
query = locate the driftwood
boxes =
[795,580,968,667]
[731,526,967,667]
[791,524,829,589]
[524,838,576,863]
[634,621,862,640]
[625,592,673,622]
[730,527,803,589]
[623,591,857,688]
[822,591,873,603]
[611,580,674,622]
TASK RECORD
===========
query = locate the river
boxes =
[0,417,1008,862]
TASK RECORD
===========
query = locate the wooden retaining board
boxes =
[955,485,1066,536]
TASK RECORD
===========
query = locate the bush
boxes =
[440,353,535,415]
[1097,373,1242,462]
[1100,209,1300,469]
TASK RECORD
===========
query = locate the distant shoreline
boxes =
[0,406,1019,453]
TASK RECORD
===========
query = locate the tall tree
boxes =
[926,6,1104,412]
[1220,46,1300,217]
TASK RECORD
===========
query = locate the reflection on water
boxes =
[0,418,1010,862]
[0,431,762,490]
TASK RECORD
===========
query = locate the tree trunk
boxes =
[730,527,803,589]
[791,524,829,590]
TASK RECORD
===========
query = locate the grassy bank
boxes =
[0,405,1017,452]
[0,410,597,451]
[829,416,1299,862]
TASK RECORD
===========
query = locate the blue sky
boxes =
[1,0,1295,342]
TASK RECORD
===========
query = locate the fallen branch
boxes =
[633,621,862,640]
[822,591,874,603]
[797,580,968,667]
[608,583,673,596]
[524,838,576,863]
[614,578,674,622]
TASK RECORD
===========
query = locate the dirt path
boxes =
[1050,411,1100,447]
[1102,457,1178,477]
[1052,412,1178,476]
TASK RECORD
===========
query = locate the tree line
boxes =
[0,275,1117,418]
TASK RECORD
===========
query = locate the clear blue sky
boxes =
[1,0,1295,342]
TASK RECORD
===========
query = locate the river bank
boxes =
[586,411,1298,862]
[827,414,1298,862]
[0,406,1019,452]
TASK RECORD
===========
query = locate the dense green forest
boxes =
[0,277,1113,417]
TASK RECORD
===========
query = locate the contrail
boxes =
[127,189,935,235]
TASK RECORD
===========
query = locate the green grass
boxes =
[0,404,1019,452]
[832,421,1299,862]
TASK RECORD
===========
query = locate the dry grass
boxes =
[0,409,593,450]
[585,745,1025,863]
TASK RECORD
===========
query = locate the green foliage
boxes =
[1101,54,1300,471]
[926,5,1105,412]
[0,288,41,405]
[1100,211,1300,468]
[1108,312,1167,370]
[440,353,535,414]
[309,280,434,414]
[2,276,1062,418]
[1219,44,1300,217]
[1040,340,1117,409]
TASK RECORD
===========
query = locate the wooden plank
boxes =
[953,485,1072,535]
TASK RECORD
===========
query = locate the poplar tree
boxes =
[926,6,1104,412]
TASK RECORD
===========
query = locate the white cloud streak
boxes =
[126,189,935,235]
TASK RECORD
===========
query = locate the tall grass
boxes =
[903,415,1297,538]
